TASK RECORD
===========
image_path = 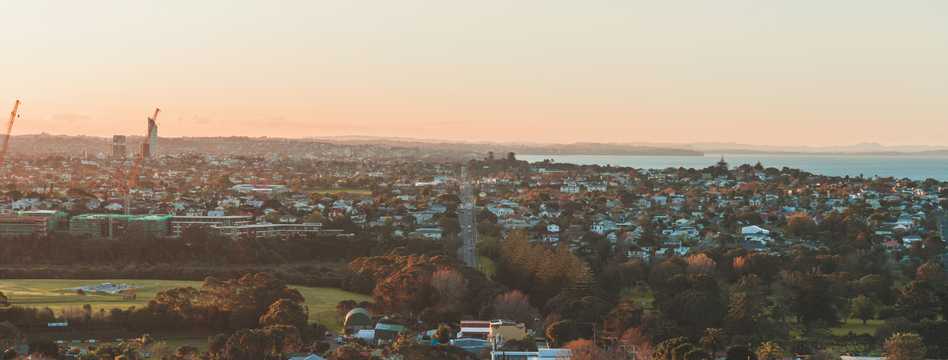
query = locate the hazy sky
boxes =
[2,1,947,146]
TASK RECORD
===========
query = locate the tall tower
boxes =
[147,117,158,158]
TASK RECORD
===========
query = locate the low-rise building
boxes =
[489,320,529,345]
[69,214,171,239]
[213,222,327,239]
[490,348,572,360]
[169,215,253,237]
[0,216,50,238]
[343,308,373,334]
[17,210,68,232]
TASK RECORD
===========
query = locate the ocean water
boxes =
[519,154,948,180]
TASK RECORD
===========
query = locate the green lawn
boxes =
[0,279,370,332]
[0,279,200,311]
[620,286,655,310]
[830,318,883,336]
[477,256,496,279]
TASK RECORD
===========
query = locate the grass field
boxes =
[477,256,496,279]
[0,279,370,331]
[830,318,883,336]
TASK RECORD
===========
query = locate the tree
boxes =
[726,345,756,360]
[0,292,8,307]
[258,298,309,330]
[223,329,270,360]
[144,341,171,360]
[884,333,926,360]
[653,337,691,360]
[207,333,228,358]
[309,340,330,354]
[28,339,60,358]
[331,343,376,360]
[434,324,452,344]
[686,254,717,275]
[700,328,725,356]
[336,300,358,317]
[779,271,841,326]
[895,281,939,322]
[603,299,644,337]
[786,213,817,238]
[304,210,324,224]
[175,345,200,359]
[915,262,945,284]
[545,320,580,348]
[261,325,304,355]
[0,322,20,349]
[492,290,539,327]
[849,295,875,325]
[219,326,303,359]
[430,269,467,306]
[655,274,726,338]
[500,338,538,352]
[198,273,305,329]
[756,342,784,360]
[565,339,623,360]
[394,342,475,360]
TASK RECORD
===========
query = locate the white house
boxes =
[583,182,607,192]
[592,220,617,235]
[902,234,923,248]
[741,225,772,243]
[414,227,443,240]
[560,183,581,194]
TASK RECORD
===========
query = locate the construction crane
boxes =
[149,108,160,124]
[0,99,21,168]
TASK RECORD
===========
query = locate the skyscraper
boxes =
[111,135,126,159]
[140,142,150,160]
[146,117,158,158]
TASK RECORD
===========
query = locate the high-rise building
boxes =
[140,142,150,160]
[147,117,158,158]
[112,135,126,159]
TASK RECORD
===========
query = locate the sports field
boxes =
[0,278,370,330]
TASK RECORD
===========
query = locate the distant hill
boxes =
[678,142,948,155]
[1,134,702,158]
[1,134,476,160]
[314,137,703,156]
[6,134,945,159]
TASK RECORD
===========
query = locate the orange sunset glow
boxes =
[2,0,947,146]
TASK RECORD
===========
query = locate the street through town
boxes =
[458,167,478,268]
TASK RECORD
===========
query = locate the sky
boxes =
[1,0,947,146]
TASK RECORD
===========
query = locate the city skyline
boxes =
[3,1,948,146]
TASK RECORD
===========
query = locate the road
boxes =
[939,209,947,243]
[457,167,478,268]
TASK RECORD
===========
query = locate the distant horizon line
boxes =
[7,132,948,150]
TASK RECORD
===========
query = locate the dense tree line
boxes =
[0,274,308,334]
[469,225,947,358]
[0,228,376,266]
[347,251,503,327]
[1,273,343,359]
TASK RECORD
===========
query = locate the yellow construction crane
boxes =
[0,99,21,168]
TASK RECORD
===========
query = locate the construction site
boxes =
[1,101,162,219]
